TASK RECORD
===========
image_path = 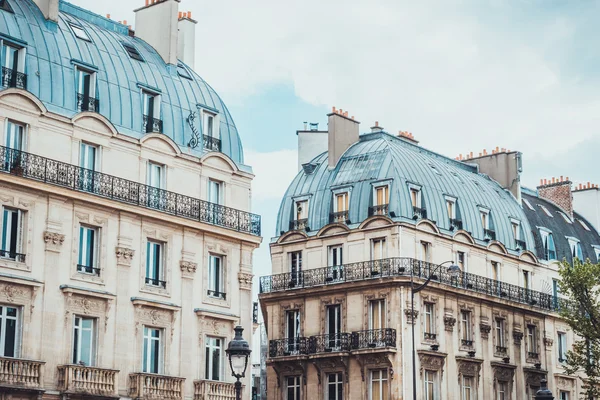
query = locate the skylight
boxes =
[558,211,572,224]
[69,23,91,42]
[122,42,144,62]
[0,0,14,13]
[538,204,553,217]
[578,219,591,231]
[177,63,192,80]
[428,163,442,176]
[522,198,534,210]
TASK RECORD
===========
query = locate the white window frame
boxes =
[286,375,302,400]
[78,225,99,274]
[333,191,350,213]
[456,251,467,272]
[461,375,475,400]
[522,198,534,210]
[205,336,224,381]
[326,372,343,400]
[1,207,23,260]
[4,120,25,151]
[80,142,99,171]
[208,179,223,205]
[490,261,501,281]
[594,246,600,261]
[424,370,439,400]
[289,251,302,283]
[373,183,389,207]
[578,219,591,231]
[371,238,386,261]
[559,391,569,400]
[495,318,506,347]
[75,66,97,98]
[539,204,553,217]
[0,304,19,357]
[424,302,436,336]
[368,369,388,400]
[522,270,531,290]
[557,332,567,363]
[368,299,385,330]
[1,40,26,73]
[445,196,457,219]
[147,162,165,189]
[420,241,431,262]
[510,218,521,241]
[69,23,92,41]
[142,326,163,374]
[408,184,422,209]
[203,110,219,139]
[295,199,308,221]
[142,90,161,120]
[496,381,508,400]
[539,228,557,260]
[558,211,572,224]
[73,315,96,366]
[566,237,583,260]
[479,208,490,230]
[145,240,164,286]
[208,254,224,298]
[460,310,471,341]
[526,325,537,354]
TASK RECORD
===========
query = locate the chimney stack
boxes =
[537,176,574,218]
[134,0,180,65]
[177,10,197,69]
[327,107,360,168]
[397,131,419,145]
[33,0,59,22]
[370,121,383,133]
[463,148,523,203]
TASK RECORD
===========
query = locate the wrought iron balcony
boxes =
[330,210,349,224]
[484,228,496,240]
[461,339,474,347]
[350,329,396,350]
[143,115,163,133]
[207,290,226,300]
[1,67,27,90]
[527,351,539,359]
[424,332,437,341]
[449,218,463,230]
[203,134,222,152]
[269,337,308,357]
[57,364,118,397]
[289,218,309,231]
[369,204,389,217]
[0,356,44,390]
[495,345,508,355]
[0,249,25,262]
[259,257,568,313]
[0,146,261,236]
[76,93,99,113]
[412,206,427,219]
[145,277,167,289]
[515,239,527,250]
[194,380,236,400]
[77,264,100,276]
[308,333,351,354]
[128,373,185,400]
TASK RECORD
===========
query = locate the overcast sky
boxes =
[70,0,600,354]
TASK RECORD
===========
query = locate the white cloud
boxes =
[245,149,298,202]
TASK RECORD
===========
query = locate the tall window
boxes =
[410,188,421,208]
[326,305,341,350]
[142,90,161,132]
[461,310,472,343]
[145,240,165,288]
[461,376,474,400]
[1,208,23,260]
[568,238,583,260]
[369,369,388,400]
[522,270,530,290]
[526,325,537,355]
[374,185,389,206]
[295,200,308,221]
[289,251,302,286]
[540,230,557,260]
[208,179,222,205]
[371,238,386,261]
[208,255,224,299]
[286,376,301,400]
[205,336,223,381]
[1,42,25,88]
[78,226,98,275]
[559,391,569,400]
[147,162,164,189]
[142,326,162,374]
[80,143,98,171]
[424,370,438,400]
[511,221,520,241]
[75,67,96,111]
[333,192,349,222]
[456,251,466,271]
[480,210,489,230]
[369,300,385,330]
[0,305,18,357]
[73,316,95,366]
[424,303,435,338]
[327,372,343,400]
[496,382,508,400]
[495,319,506,347]
[285,311,300,354]
[447,198,456,219]
[420,241,431,262]
[491,261,500,281]
[328,245,343,281]
[5,120,24,151]
[557,332,567,363]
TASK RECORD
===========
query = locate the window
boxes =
[285,310,300,354]
[289,251,302,286]
[142,90,161,132]
[540,230,557,260]
[461,310,472,342]
[420,241,431,262]
[491,261,500,281]
[78,226,99,275]
[461,376,474,400]
[539,204,553,217]
[142,326,162,374]
[327,372,343,400]
[526,325,537,355]
[410,188,421,208]
[176,63,192,80]
[558,211,571,223]
[122,42,144,62]
[1,207,23,261]
[369,300,385,330]
[424,370,438,400]
[0,0,15,13]
[75,67,97,111]
[557,332,567,363]
[578,219,591,231]
[552,279,559,308]
[567,238,583,260]
[559,391,569,400]
[326,305,341,350]
[480,209,490,230]
[147,162,164,189]
[203,111,217,138]
[295,200,308,221]
[371,238,386,261]
[328,245,343,281]
[5,120,24,151]
[595,247,600,262]
[145,240,165,288]
[496,381,508,400]
[456,251,466,271]
[0,305,18,357]
[446,197,456,219]
[369,369,388,400]
[286,376,301,400]
[424,303,435,338]
[495,318,505,348]
[80,143,98,172]
[1,41,25,79]
[334,192,349,213]
[208,179,222,205]
[374,185,389,206]
[205,336,223,381]
[523,198,534,210]
[208,255,224,299]
[73,316,95,366]
[69,23,92,41]
[511,220,520,241]
[522,270,530,290]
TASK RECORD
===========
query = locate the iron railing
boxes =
[77,264,100,276]
[449,218,463,230]
[1,67,27,90]
[484,229,496,240]
[461,339,474,347]
[413,206,427,219]
[0,249,25,262]
[269,337,307,357]
[76,93,99,113]
[351,329,396,350]
[528,352,539,359]
[424,332,437,341]
[289,219,308,231]
[516,239,527,250]
[308,333,351,353]
[0,146,261,236]
[207,290,226,300]
[145,277,167,289]
[369,204,389,217]
[203,135,221,152]
[495,346,507,354]
[252,302,258,324]
[330,211,349,224]
[259,257,568,313]
[143,115,163,133]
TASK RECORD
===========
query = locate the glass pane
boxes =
[143,336,149,372]
[73,324,79,364]
[81,324,92,365]
[4,318,16,357]
[212,347,220,380]
[152,337,160,373]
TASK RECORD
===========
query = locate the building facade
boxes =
[259,109,599,399]
[0,0,261,399]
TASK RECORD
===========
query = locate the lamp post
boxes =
[411,260,461,400]
[226,325,252,400]
[534,379,554,400]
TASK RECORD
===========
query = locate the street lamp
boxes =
[411,260,461,400]
[226,325,252,400]
[534,379,554,400]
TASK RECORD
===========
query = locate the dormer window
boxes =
[201,109,221,151]
[75,67,98,112]
[410,188,421,209]
[142,90,162,133]
[1,41,26,89]
[558,211,571,223]
[370,184,389,216]
[177,63,192,80]
[593,246,600,262]
[523,198,534,210]
[446,196,462,230]
[446,198,456,219]
[295,200,308,221]
[540,229,557,261]
[204,111,216,138]
[567,237,583,261]
[408,183,425,219]
[539,204,553,217]
[331,191,350,224]
[578,219,591,231]
[480,209,490,230]
[69,23,92,42]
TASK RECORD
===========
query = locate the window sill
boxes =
[140,285,170,298]
[0,258,30,272]
[72,272,104,286]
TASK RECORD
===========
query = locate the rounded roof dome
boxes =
[277,131,536,253]
[0,0,246,168]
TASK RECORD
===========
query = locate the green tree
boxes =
[558,258,600,399]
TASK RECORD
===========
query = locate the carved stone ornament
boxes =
[180,260,197,278]
[493,365,515,382]
[405,309,419,324]
[480,323,492,339]
[444,316,457,332]
[544,337,554,348]
[556,376,575,389]
[513,331,524,346]
[115,247,135,267]
[458,359,482,377]
[418,352,446,373]
[525,370,547,387]
[238,272,253,290]
[44,231,65,252]
[0,282,27,303]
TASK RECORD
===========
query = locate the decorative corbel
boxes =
[312,361,323,385]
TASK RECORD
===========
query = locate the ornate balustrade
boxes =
[350,329,396,350]
[269,337,308,357]
[143,115,163,133]
[308,333,351,353]
[129,373,185,400]
[57,364,118,397]
[289,218,308,231]
[0,249,26,262]
[369,204,389,216]
[194,380,236,400]
[76,93,99,113]
[329,211,349,224]
[412,206,427,219]
[0,146,261,236]
[484,228,496,240]
[203,135,222,152]
[1,67,27,90]
[0,356,44,389]
[449,218,463,230]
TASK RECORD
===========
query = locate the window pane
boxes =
[3,315,16,357]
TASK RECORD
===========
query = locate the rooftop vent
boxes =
[122,42,144,62]
[302,163,317,175]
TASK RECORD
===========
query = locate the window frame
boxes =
[142,326,163,374]
[69,23,92,42]
[147,161,165,189]
[424,302,436,336]
[373,183,389,207]
[72,315,96,366]
[1,40,26,74]
[424,370,439,400]
[526,325,537,354]
[522,198,534,210]
[479,208,490,230]
[1,206,24,261]
[145,240,165,287]
[371,238,386,261]
[208,179,223,205]
[445,195,457,220]
[538,204,553,217]
[77,224,99,275]
[122,41,145,62]
[141,89,161,123]
[566,237,583,260]
[368,299,385,330]
[204,336,224,381]
[203,110,218,138]
[326,372,344,400]
[286,375,302,400]
[4,119,25,151]
[368,369,388,400]
[0,304,19,357]
[75,66,97,99]
[557,332,567,363]
[460,310,472,341]
[333,191,350,213]
[207,254,224,299]
[461,375,475,400]
[456,251,466,272]
[539,229,557,261]
[495,318,506,347]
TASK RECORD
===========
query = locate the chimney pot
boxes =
[540,179,543,185]
[106,13,111,19]
[351,116,354,120]
[479,152,482,157]
[146,0,149,5]
[375,121,379,127]
[588,182,591,188]
[501,148,506,152]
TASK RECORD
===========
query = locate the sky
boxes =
[69,0,600,359]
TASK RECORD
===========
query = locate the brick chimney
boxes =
[327,107,360,168]
[397,131,419,145]
[177,11,197,69]
[537,176,573,218]
[33,0,59,22]
[134,0,180,65]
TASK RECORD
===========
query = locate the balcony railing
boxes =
[528,352,539,359]
[0,249,25,262]
[308,333,351,353]
[252,302,259,324]
[259,257,568,313]
[145,277,167,289]
[350,329,396,350]
[194,380,236,400]
[0,356,44,389]
[424,332,437,341]
[143,115,163,133]
[484,229,496,241]
[269,337,307,357]
[77,264,100,276]
[461,339,474,347]
[57,364,118,397]
[330,210,349,224]
[0,146,261,236]
[449,218,463,230]
[1,67,27,90]
[203,135,222,152]
[515,239,527,250]
[207,290,226,300]
[495,346,507,354]
[129,372,185,400]
[76,93,99,113]
[413,206,427,219]
[289,218,309,231]
[369,204,389,217]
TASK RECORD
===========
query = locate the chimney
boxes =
[537,176,574,218]
[465,148,523,203]
[296,120,328,172]
[33,0,59,22]
[327,107,360,168]
[177,11,197,69]
[371,121,383,133]
[134,0,180,65]
[573,183,600,233]
[397,131,419,145]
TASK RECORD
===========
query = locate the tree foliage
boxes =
[558,258,600,399]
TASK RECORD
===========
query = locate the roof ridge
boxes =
[59,1,129,35]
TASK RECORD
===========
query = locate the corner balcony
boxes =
[0,146,261,236]
[194,380,236,400]
[351,329,396,351]
[259,257,567,313]
[57,364,119,398]
[129,373,185,400]
[0,356,44,392]
[308,333,351,354]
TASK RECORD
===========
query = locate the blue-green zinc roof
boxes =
[0,0,248,171]
[276,131,536,255]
